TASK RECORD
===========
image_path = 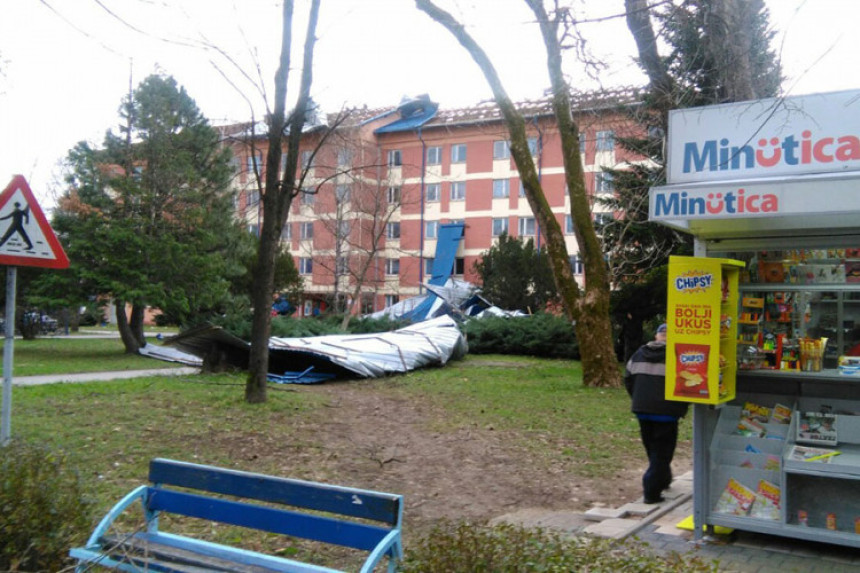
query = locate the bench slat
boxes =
[149,459,400,526]
[147,488,391,552]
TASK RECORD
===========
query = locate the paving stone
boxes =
[620,501,660,516]
[583,517,640,539]
[584,506,628,521]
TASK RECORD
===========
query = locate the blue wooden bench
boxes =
[70,458,403,573]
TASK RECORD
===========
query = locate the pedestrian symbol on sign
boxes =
[0,202,33,251]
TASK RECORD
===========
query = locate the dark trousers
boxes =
[637,418,678,501]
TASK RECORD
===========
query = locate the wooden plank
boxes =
[149,459,400,525]
[146,488,391,552]
[101,535,282,573]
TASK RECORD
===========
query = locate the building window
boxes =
[336,255,348,276]
[518,216,536,236]
[387,186,401,204]
[281,223,292,240]
[247,151,263,175]
[386,222,401,239]
[579,133,586,153]
[336,148,352,167]
[247,224,259,236]
[493,140,510,159]
[385,258,400,275]
[596,130,615,151]
[387,149,402,167]
[299,257,313,275]
[569,255,584,275]
[519,180,526,197]
[454,257,465,275]
[335,184,351,203]
[301,189,315,205]
[595,172,614,194]
[492,179,510,199]
[300,222,314,240]
[427,146,442,165]
[337,220,351,241]
[594,212,614,227]
[385,294,399,307]
[426,183,440,202]
[246,189,260,206]
[451,143,467,163]
[424,257,434,275]
[426,221,439,239]
[492,218,509,236]
[301,150,314,169]
[527,137,539,156]
[279,152,287,175]
[450,181,466,201]
[565,214,574,235]
[449,218,464,226]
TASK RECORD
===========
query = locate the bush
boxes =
[0,441,95,572]
[401,521,718,572]
[464,314,579,359]
[211,312,411,340]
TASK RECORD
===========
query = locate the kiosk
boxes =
[650,89,860,548]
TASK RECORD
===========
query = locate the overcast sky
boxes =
[2,0,858,205]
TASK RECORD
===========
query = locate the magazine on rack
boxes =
[788,444,841,463]
[714,478,756,516]
[796,412,838,446]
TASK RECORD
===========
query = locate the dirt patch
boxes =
[251,380,692,540]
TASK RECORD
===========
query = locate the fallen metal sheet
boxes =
[164,315,467,379]
[267,315,467,378]
[139,343,203,366]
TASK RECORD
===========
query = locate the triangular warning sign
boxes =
[0,175,69,269]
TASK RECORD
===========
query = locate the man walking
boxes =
[0,202,33,250]
[624,323,688,504]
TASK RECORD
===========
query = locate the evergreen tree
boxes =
[473,233,559,313]
[48,74,248,352]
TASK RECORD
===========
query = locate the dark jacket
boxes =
[624,341,689,418]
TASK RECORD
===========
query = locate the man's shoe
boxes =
[643,496,665,504]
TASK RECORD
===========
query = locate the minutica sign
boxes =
[653,188,779,218]
[667,90,860,184]
[682,131,860,176]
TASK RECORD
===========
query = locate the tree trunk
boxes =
[246,0,320,403]
[115,299,141,354]
[130,303,146,348]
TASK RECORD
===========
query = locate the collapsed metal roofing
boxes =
[164,315,467,380]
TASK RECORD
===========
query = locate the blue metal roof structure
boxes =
[374,96,438,134]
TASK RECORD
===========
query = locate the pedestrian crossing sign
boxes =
[0,175,69,268]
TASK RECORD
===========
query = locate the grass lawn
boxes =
[3,337,185,376]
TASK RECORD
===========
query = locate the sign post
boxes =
[0,175,69,445]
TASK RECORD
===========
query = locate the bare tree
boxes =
[246,0,321,403]
[415,0,620,388]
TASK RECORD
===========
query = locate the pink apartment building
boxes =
[221,88,644,317]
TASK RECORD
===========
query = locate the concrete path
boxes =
[11,367,199,386]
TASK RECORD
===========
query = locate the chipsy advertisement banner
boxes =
[666,257,728,403]
[667,89,860,185]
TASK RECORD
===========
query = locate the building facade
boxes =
[221,89,645,317]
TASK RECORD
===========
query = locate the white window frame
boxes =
[492,179,510,199]
[299,257,313,275]
[493,140,510,160]
[301,150,314,169]
[301,189,315,205]
[386,222,401,239]
[385,294,399,307]
[450,181,466,201]
[247,151,263,175]
[570,255,584,275]
[387,186,402,204]
[281,223,292,240]
[425,221,439,239]
[596,130,615,151]
[424,257,435,275]
[385,258,400,275]
[565,215,574,235]
[451,143,467,163]
[426,183,440,202]
[527,137,539,156]
[246,189,260,206]
[300,222,314,240]
[492,218,509,237]
[518,216,536,236]
[427,146,442,165]
[387,149,402,167]
[336,148,352,167]
[335,184,351,203]
[595,172,614,194]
